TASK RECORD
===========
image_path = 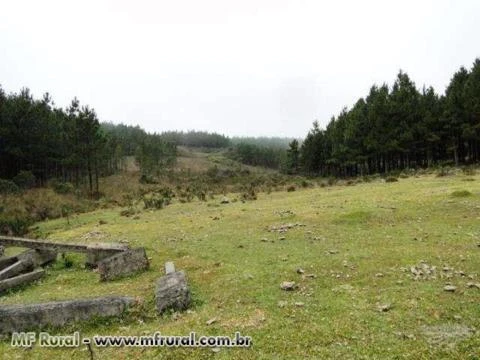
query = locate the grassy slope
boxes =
[1,173,480,359]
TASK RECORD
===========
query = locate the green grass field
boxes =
[1,173,479,359]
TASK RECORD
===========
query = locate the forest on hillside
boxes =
[1,58,479,190]
[0,89,175,194]
[296,59,480,176]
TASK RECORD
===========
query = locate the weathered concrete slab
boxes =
[17,249,57,267]
[0,269,45,293]
[165,261,175,275]
[0,236,127,255]
[0,260,33,281]
[97,248,149,281]
[155,271,191,314]
[0,296,136,334]
[0,256,18,271]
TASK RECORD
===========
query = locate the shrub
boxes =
[0,179,20,195]
[120,207,137,217]
[0,215,33,236]
[385,176,398,183]
[139,173,158,184]
[327,177,336,186]
[286,185,296,192]
[450,190,472,197]
[462,166,476,176]
[300,180,312,188]
[52,181,75,194]
[436,167,452,177]
[13,170,36,189]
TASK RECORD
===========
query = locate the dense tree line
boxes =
[297,59,480,177]
[226,142,287,169]
[161,130,230,148]
[0,87,175,194]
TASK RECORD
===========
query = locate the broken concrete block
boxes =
[0,260,33,281]
[17,249,57,267]
[0,256,18,271]
[165,261,175,275]
[0,268,45,293]
[97,248,149,281]
[84,243,130,267]
[155,271,191,314]
[0,296,136,334]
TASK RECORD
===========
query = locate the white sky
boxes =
[1,0,479,137]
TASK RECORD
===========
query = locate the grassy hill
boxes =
[1,171,480,359]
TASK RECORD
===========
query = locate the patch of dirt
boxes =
[221,309,266,329]
[421,324,476,346]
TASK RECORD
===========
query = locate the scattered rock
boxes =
[377,303,392,312]
[296,268,305,274]
[280,281,297,291]
[375,273,384,278]
[277,300,288,308]
[279,236,286,241]
[466,282,480,289]
[304,274,317,279]
[326,250,339,255]
[220,197,230,204]
[260,238,268,242]
[294,302,305,307]
[443,285,457,292]
[206,318,218,326]
[98,220,107,225]
[268,223,306,233]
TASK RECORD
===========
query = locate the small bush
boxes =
[436,167,452,177]
[385,176,398,183]
[139,174,158,184]
[13,171,36,189]
[462,166,476,176]
[450,190,472,197]
[120,207,137,217]
[0,215,33,236]
[327,177,336,186]
[241,184,257,201]
[286,185,296,192]
[62,253,74,268]
[52,181,74,194]
[300,180,312,188]
[0,179,20,195]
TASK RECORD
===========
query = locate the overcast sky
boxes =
[1,0,479,137]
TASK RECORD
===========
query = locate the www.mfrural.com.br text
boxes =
[11,331,252,348]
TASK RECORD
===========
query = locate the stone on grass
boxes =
[0,296,136,334]
[155,271,191,314]
[0,269,45,293]
[206,317,217,325]
[443,285,457,292]
[280,281,297,291]
[97,247,149,281]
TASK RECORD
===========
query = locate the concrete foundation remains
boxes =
[155,270,191,314]
[0,269,45,293]
[0,296,136,334]
[97,247,149,281]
